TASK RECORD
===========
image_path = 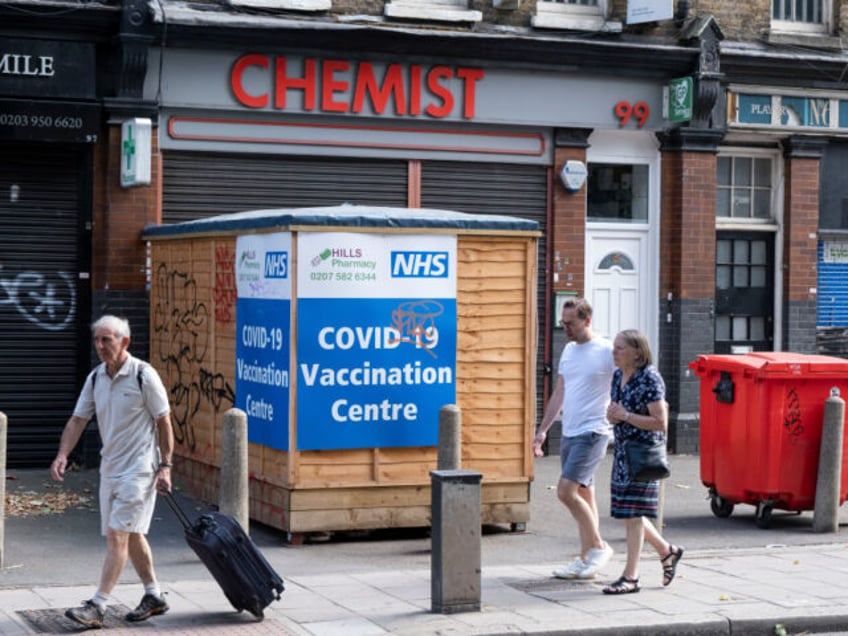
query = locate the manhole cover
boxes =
[507,578,598,593]
[18,605,131,633]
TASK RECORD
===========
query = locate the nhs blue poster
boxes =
[297,233,457,451]
[235,232,292,451]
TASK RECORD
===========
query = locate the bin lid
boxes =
[141,205,541,238]
[689,352,848,377]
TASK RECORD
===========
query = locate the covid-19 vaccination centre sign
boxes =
[296,232,457,451]
[235,232,292,450]
[234,226,457,452]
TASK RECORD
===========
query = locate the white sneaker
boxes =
[578,542,614,579]
[552,557,587,579]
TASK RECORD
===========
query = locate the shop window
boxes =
[771,0,830,34]
[227,0,331,10]
[532,0,621,31]
[716,156,774,222]
[587,163,648,223]
[385,0,482,23]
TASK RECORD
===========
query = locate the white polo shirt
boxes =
[73,354,170,478]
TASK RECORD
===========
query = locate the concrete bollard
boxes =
[438,404,461,470]
[220,408,249,534]
[430,469,482,614]
[814,388,845,533]
[0,411,6,568]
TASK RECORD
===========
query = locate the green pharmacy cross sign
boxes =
[120,118,152,188]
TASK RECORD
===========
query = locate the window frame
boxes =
[532,0,621,32]
[384,0,482,23]
[715,149,782,227]
[771,0,831,35]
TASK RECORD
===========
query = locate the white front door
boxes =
[587,230,651,341]
[585,131,659,348]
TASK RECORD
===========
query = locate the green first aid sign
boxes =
[667,77,692,123]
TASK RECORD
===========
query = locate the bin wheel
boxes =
[710,494,734,518]
[755,502,773,529]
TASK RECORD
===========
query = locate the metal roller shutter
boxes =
[161,152,549,424]
[419,161,549,424]
[0,142,90,467]
[162,152,408,222]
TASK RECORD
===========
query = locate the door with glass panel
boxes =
[714,232,774,353]
[715,152,777,353]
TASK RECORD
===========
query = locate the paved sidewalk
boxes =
[3,543,848,635]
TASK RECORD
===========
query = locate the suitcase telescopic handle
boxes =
[161,489,193,530]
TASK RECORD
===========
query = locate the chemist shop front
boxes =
[153,47,668,426]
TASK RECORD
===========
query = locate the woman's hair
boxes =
[92,315,131,340]
[618,328,652,369]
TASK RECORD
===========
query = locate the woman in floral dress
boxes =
[602,329,683,594]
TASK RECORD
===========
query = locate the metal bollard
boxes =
[220,408,250,533]
[813,388,845,533]
[438,404,461,470]
[0,411,6,568]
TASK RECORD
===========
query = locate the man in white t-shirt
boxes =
[51,315,174,628]
[533,297,615,580]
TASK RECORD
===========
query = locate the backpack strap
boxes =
[89,364,145,392]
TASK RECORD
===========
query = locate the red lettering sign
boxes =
[230,55,483,120]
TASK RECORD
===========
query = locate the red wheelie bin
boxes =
[690,352,848,528]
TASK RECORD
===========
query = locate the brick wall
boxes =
[92,123,161,293]
[551,143,589,296]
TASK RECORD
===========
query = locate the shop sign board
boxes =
[627,0,673,25]
[296,233,457,451]
[823,241,848,264]
[235,232,293,451]
[665,77,692,123]
[0,37,95,99]
[0,99,99,142]
[731,92,846,129]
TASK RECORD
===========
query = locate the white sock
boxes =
[144,582,162,599]
[91,591,109,610]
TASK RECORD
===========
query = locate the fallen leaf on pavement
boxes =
[4,490,92,517]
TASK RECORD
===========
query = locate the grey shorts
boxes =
[560,432,610,487]
[99,473,157,536]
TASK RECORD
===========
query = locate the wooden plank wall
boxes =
[149,231,536,530]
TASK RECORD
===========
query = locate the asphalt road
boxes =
[3,452,847,590]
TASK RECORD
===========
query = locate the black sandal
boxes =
[602,575,640,595]
[661,545,684,586]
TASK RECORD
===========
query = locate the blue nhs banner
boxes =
[235,233,292,451]
[297,232,457,451]
[297,298,456,450]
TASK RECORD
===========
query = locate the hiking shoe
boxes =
[125,593,169,622]
[578,541,614,579]
[65,600,105,628]
[552,556,588,579]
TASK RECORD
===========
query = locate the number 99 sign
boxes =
[614,101,650,127]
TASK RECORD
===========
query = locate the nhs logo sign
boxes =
[264,251,288,278]
[391,251,449,278]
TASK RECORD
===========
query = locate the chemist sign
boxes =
[296,232,457,451]
[235,232,292,450]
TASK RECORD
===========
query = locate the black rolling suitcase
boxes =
[163,491,284,619]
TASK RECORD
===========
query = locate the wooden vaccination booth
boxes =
[142,206,540,541]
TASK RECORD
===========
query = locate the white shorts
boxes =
[99,472,157,536]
